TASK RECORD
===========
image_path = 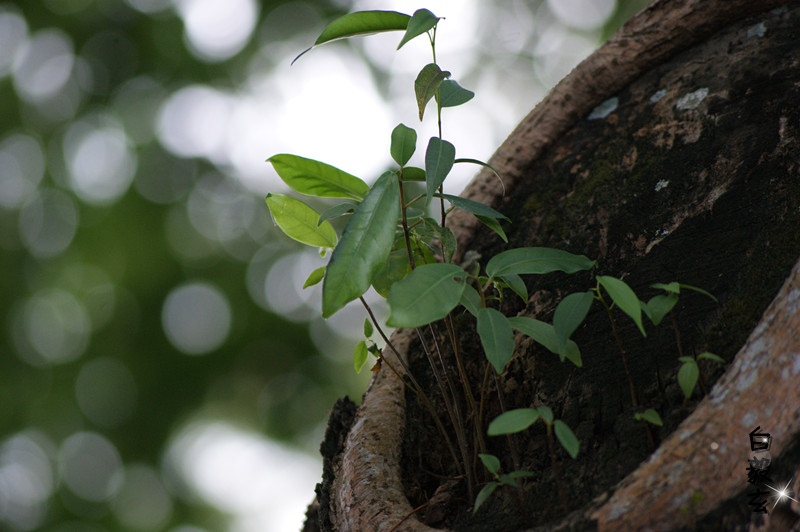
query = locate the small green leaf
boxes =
[651,281,680,294]
[353,340,369,372]
[473,482,499,514]
[598,276,646,337]
[293,10,411,63]
[425,137,455,203]
[487,408,540,436]
[397,8,440,49]
[438,79,474,107]
[507,316,582,367]
[553,291,593,352]
[477,215,508,243]
[400,166,426,181]
[459,284,482,317]
[363,318,373,338]
[323,172,399,317]
[679,283,718,303]
[643,293,678,326]
[538,406,554,425]
[477,307,515,374]
[453,158,504,191]
[487,247,596,279]
[387,263,467,328]
[504,470,536,480]
[268,154,369,200]
[498,274,527,303]
[478,453,501,475]
[390,123,417,167]
[318,202,356,226]
[554,420,579,459]
[678,359,699,399]
[697,352,725,363]
[266,193,338,248]
[634,408,663,426]
[415,64,450,120]
[417,217,457,263]
[435,193,509,220]
[303,266,326,289]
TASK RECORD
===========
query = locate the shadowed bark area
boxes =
[306,1,800,530]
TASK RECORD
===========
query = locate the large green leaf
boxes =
[265,193,338,248]
[487,408,540,436]
[554,420,579,459]
[293,10,411,63]
[322,172,399,317]
[268,154,369,200]
[397,8,440,49]
[425,137,455,203]
[598,276,646,336]
[553,291,594,352]
[507,316,582,367]
[477,307,515,374]
[486,247,596,279]
[387,263,466,327]
[390,123,417,167]
[415,64,450,120]
[438,79,474,108]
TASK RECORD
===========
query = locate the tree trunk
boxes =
[305,1,800,530]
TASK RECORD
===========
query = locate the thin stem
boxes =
[603,302,639,407]
[397,173,416,270]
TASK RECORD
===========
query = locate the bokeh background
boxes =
[0,1,648,530]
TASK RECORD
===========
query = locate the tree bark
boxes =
[307,1,800,530]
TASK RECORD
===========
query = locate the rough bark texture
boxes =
[306,0,800,530]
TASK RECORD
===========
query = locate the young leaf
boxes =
[486,247,596,279]
[303,266,326,289]
[386,263,467,328]
[473,482,499,514]
[266,193,338,248]
[487,408,540,436]
[397,8,440,49]
[353,340,369,373]
[554,420,580,459]
[363,317,373,338]
[435,193,509,220]
[438,79,475,107]
[318,202,356,226]
[553,291,593,352]
[477,215,508,243]
[390,123,417,167]
[477,308,515,374]
[478,453,501,475]
[507,316,582,367]
[677,358,699,399]
[415,64,450,120]
[598,276,646,337]
[697,352,725,363]
[322,172,400,317]
[268,154,369,200]
[425,137,455,203]
[634,408,663,426]
[643,293,678,326]
[459,284,482,317]
[538,406,554,425]
[498,273,527,302]
[293,10,411,63]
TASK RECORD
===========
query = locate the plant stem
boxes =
[604,302,639,407]
[397,173,416,269]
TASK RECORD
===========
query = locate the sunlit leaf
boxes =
[265,193,338,248]
[293,10,411,63]
[322,172,399,317]
[507,316,582,367]
[478,453,501,475]
[390,123,417,167]
[554,420,579,459]
[487,408,540,436]
[677,358,699,399]
[438,79,474,107]
[473,482,499,514]
[353,341,369,373]
[268,154,369,200]
[598,276,646,336]
[553,291,593,352]
[477,307,514,374]
[415,63,450,120]
[487,247,596,279]
[397,8,440,49]
[303,266,325,289]
[387,263,467,328]
[425,137,455,203]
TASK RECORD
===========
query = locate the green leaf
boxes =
[538,406,554,425]
[397,8,440,49]
[478,453,501,475]
[477,307,515,374]
[363,318,373,338]
[387,263,467,328]
[266,193,338,248]
[487,408,540,436]
[487,247,596,279]
[390,123,417,167]
[643,293,678,326]
[553,291,593,352]
[453,158,504,191]
[507,316,582,367]
[400,166,426,181]
[417,218,457,263]
[438,79,475,108]
[353,340,369,373]
[371,249,411,297]
[697,352,725,363]
[425,137,455,203]
[498,274,527,302]
[554,420,579,459]
[322,172,400,317]
[679,283,718,303]
[598,276,646,337]
[293,10,411,63]
[435,193,509,220]
[268,154,369,200]
[477,215,508,243]
[318,202,356,226]
[415,64,450,120]
[459,284,482,317]
[677,359,699,399]
[504,470,536,480]
[634,408,663,426]
[473,482,499,514]
[651,281,680,294]
[303,266,326,289]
